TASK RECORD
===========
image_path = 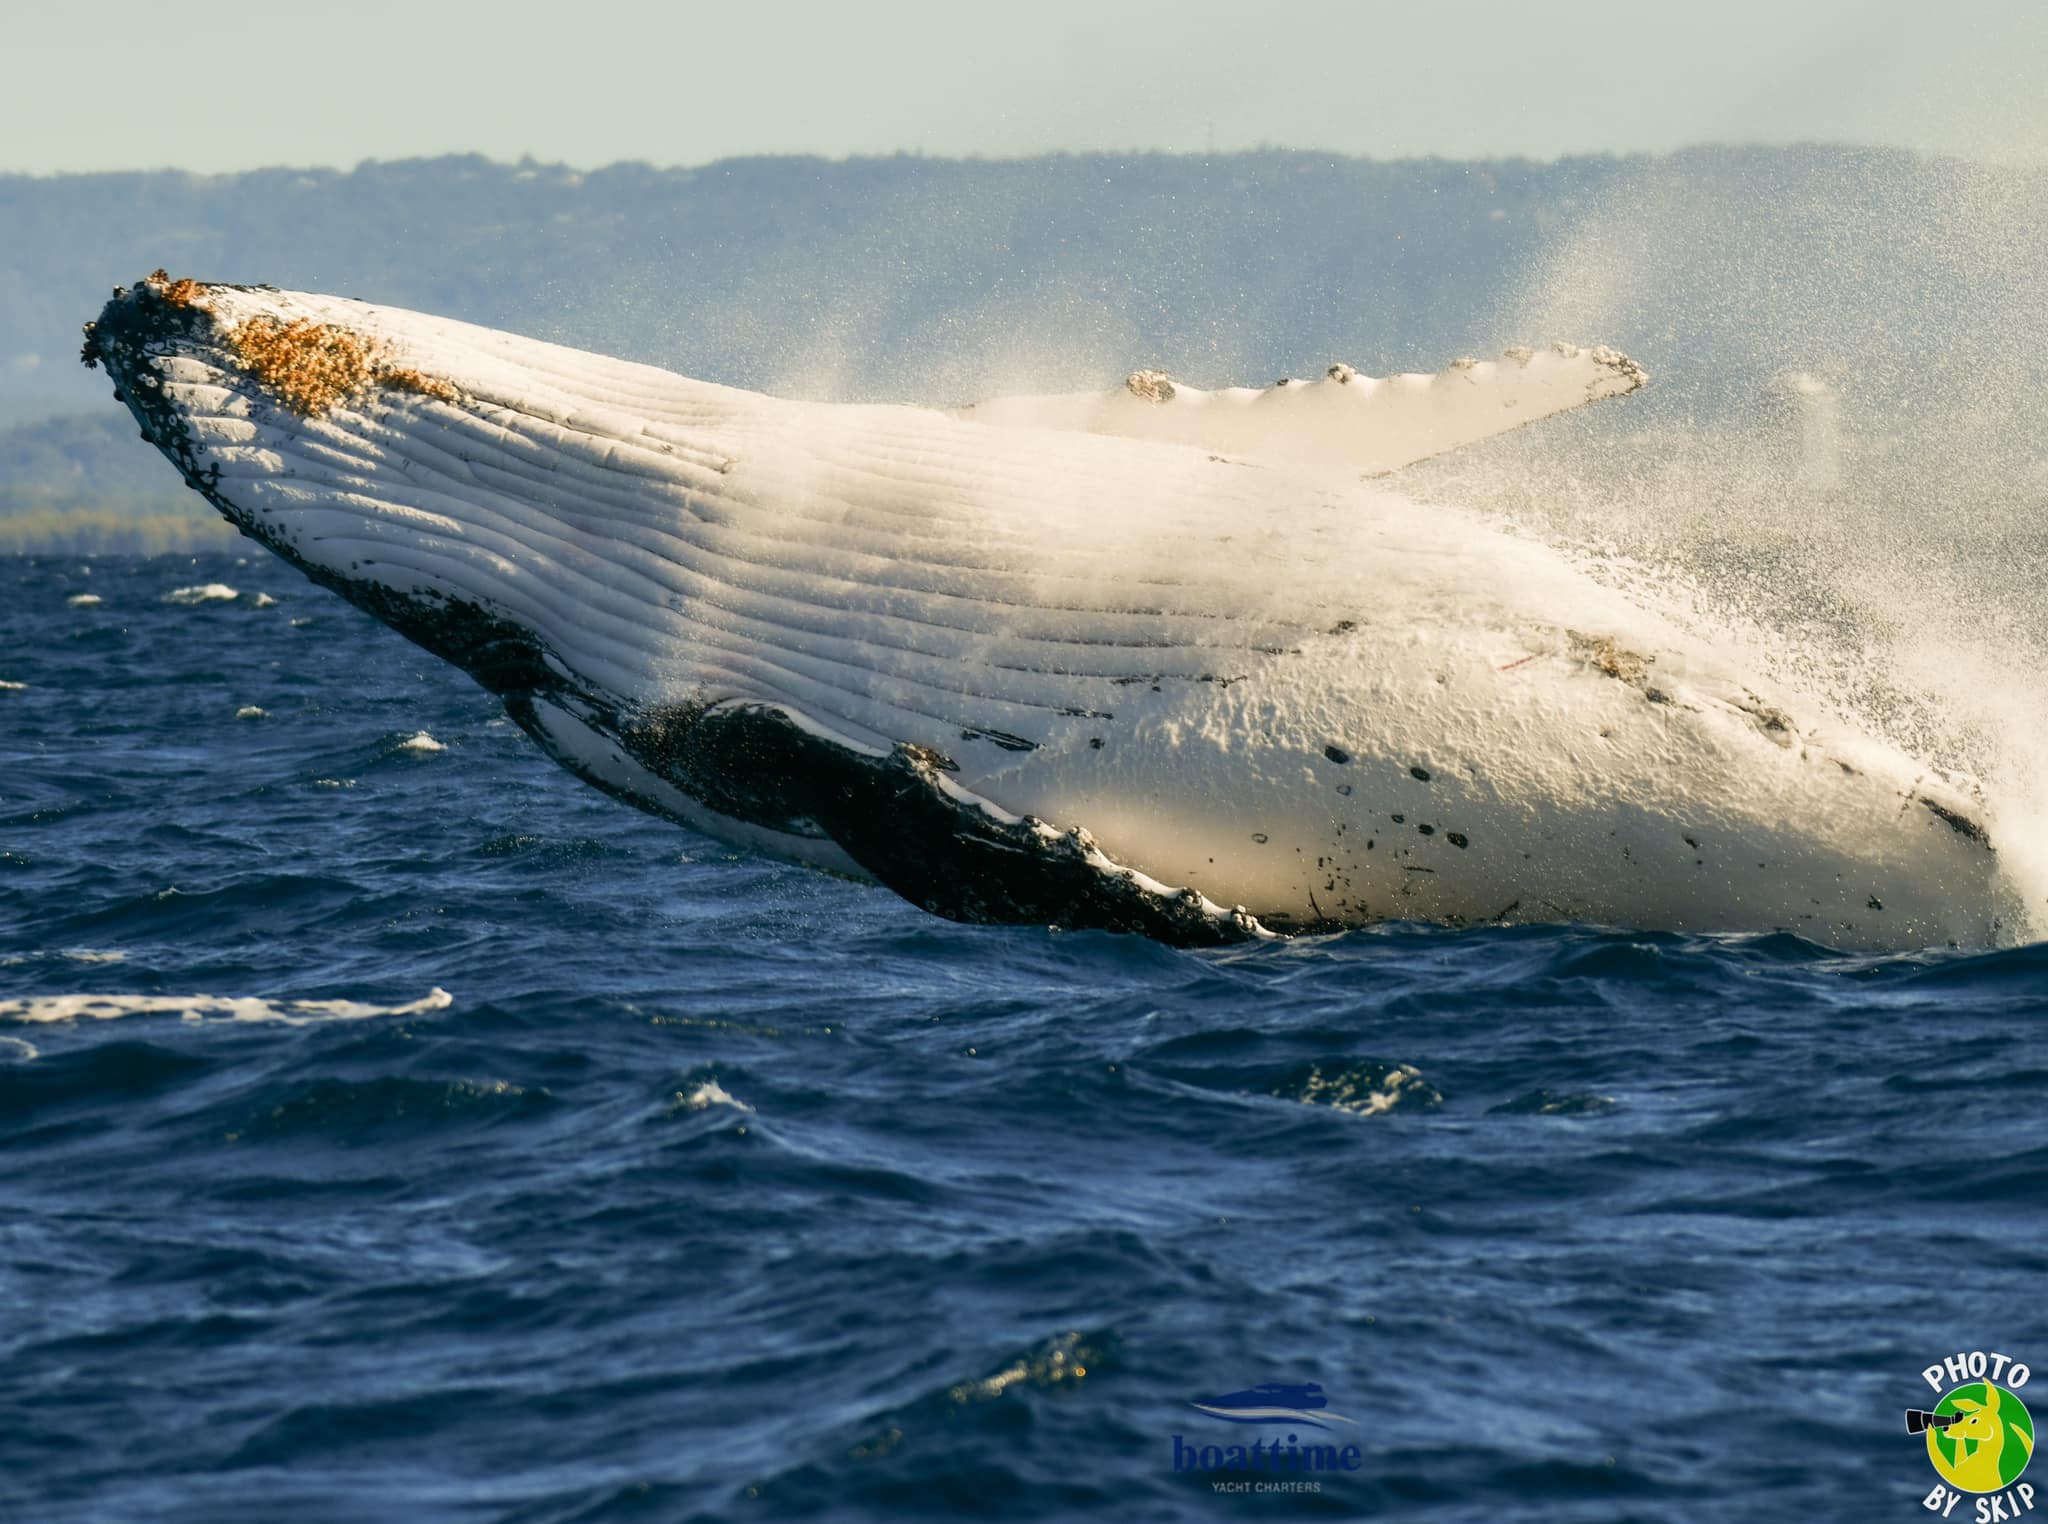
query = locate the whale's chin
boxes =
[82,271,2031,951]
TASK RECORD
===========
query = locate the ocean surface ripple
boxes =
[2,553,2044,1522]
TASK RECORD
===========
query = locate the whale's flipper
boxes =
[949,344,1645,476]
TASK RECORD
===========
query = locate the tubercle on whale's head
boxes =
[83,271,233,494]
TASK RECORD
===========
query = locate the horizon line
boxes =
[4,139,2040,184]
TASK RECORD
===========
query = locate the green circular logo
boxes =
[1927,1382,2036,1493]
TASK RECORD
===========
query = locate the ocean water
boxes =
[2,549,2044,1523]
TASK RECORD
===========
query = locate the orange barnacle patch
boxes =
[142,269,206,309]
[226,315,380,416]
[225,313,461,416]
[377,366,461,404]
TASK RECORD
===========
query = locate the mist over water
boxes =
[801,149,2048,938]
[529,147,2048,937]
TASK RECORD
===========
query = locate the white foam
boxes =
[0,948,127,967]
[66,593,102,608]
[0,680,25,691]
[252,592,278,608]
[396,732,446,754]
[676,1079,753,1113]
[164,583,239,605]
[1295,1063,1434,1116]
[0,987,452,1026]
[235,705,267,719]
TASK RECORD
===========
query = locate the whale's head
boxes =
[82,271,734,704]
[84,272,557,694]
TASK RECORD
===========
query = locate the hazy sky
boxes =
[7,0,2043,174]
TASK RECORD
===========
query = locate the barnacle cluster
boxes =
[1123,368,1175,403]
[377,366,461,404]
[228,317,464,414]
[1569,629,1654,685]
[130,271,462,416]
[225,314,382,416]
[152,270,204,309]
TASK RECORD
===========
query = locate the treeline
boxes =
[6,144,1912,420]
[2,143,2021,551]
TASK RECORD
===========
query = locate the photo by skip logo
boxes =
[1171,1382,1364,1494]
[1910,1350,2036,1521]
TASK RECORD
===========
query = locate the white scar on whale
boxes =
[83,272,2030,949]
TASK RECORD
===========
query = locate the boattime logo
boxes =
[1911,1350,2036,1519]
[1171,1382,1364,1494]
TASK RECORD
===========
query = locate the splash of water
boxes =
[1400,148,2048,933]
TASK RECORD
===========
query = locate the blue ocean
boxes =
[2,548,2044,1523]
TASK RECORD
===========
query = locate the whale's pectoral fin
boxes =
[626,700,1268,946]
[947,344,1645,477]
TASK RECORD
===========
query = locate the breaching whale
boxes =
[83,272,2029,950]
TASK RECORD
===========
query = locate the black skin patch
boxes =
[84,281,228,498]
[615,701,1257,946]
[1920,798,1993,851]
[1323,745,1351,764]
[959,726,1038,753]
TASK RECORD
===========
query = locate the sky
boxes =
[5,0,2044,174]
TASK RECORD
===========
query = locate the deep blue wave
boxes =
[2,552,2044,1522]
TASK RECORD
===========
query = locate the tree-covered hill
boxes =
[4,144,2038,550]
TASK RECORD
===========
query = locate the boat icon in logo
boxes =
[1190,1382,1359,1429]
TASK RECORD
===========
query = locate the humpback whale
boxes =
[83,272,2029,950]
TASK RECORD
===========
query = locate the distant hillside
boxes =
[0,412,230,550]
[4,145,2040,550]
[3,149,1656,416]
